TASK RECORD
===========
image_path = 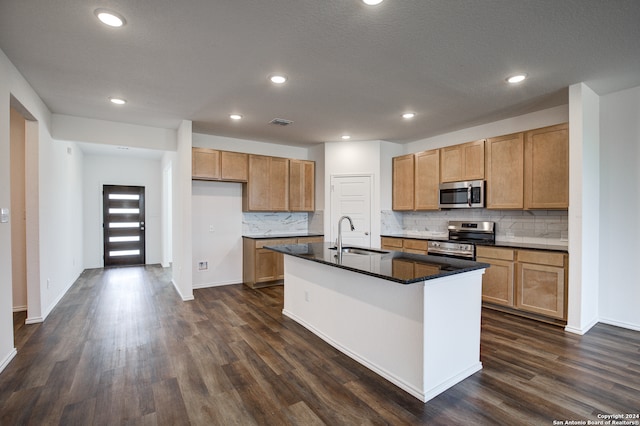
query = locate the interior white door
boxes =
[330,175,372,247]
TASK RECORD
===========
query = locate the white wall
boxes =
[324,140,382,244]
[1,48,85,374]
[192,181,243,287]
[566,83,601,334]
[192,133,309,159]
[599,85,640,330]
[53,114,177,152]
[172,120,194,301]
[406,105,569,153]
[82,155,162,268]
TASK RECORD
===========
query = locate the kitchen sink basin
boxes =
[329,246,389,255]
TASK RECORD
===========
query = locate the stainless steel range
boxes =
[427,221,495,260]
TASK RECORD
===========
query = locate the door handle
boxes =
[364,232,369,236]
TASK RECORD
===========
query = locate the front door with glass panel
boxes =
[103,185,146,266]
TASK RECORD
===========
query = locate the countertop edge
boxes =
[266,243,490,285]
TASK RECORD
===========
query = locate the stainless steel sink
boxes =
[329,246,389,255]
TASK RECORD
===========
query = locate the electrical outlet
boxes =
[198,261,208,271]
[304,290,310,302]
[47,278,50,289]
[209,225,215,233]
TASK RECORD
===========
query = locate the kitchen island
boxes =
[266,242,489,402]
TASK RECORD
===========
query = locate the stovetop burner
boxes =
[427,221,495,259]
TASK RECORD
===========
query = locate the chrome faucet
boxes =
[337,215,355,253]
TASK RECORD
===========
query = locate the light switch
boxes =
[0,208,8,223]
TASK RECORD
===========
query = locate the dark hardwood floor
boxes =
[1,266,638,425]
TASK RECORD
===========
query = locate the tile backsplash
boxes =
[242,212,309,235]
[382,209,568,246]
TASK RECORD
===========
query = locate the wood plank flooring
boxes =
[1,265,638,425]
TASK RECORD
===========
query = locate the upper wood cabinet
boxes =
[415,149,440,210]
[440,139,485,183]
[524,123,569,209]
[220,151,249,182]
[289,159,315,212]
[192,148,221,180]
[243,155,289,211]
[485,133,524,209]
[392,154,415,211]
[392,149,439,211]
[192,148,248,182]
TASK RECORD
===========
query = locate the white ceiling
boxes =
[1,1,639,147]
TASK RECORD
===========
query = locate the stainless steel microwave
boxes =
[439,180,485,208]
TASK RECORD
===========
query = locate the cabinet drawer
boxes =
[297,236,324,244]
[381,237,403,249]
[517,250,565,267]
[403,239,428,252]
[476,246,514,261]
[255,238,297,249]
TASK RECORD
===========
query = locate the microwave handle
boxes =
[467,184,472,207]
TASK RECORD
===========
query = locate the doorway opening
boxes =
[103,185,146,267]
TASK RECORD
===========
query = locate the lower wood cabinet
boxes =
[477,246,568,322]
[381,237,428,255]
[243,236,323,288]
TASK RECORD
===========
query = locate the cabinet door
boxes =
[516,262,566,319]
[245,155,271,210]
[477,257,515,307]
[486,133,524,209]
[289,160,315,212]
[463,140,485,181]
[524,123,569,209]
[440,140,484,182]
[192,148,220,180]
[392,154,415,210]
[440,145,464,183]
[220,151,248,182]
[414,149,440,210]
[270,157,290,211]
[255,248,279,283]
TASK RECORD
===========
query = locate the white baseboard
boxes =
[171,279,195,301]
[192,279,241,289]
[25,316,44,324]
[12,305,27,313]
[0,348,17,374]
[598,317,640,332]
[565,316,599,335]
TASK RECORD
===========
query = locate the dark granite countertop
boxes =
[266,242,489,285]
[381,234,568,253]
[242,233,324,240]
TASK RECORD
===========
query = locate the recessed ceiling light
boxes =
[230,114,243,120]
[269,74,288,84]
[95,9,126,27]
[506,74,528,84]
[363,0,384,5]
[402,112,416,119]
[341,135,351,140]
[109,97,126,105]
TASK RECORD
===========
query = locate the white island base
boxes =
[281,256,485,402]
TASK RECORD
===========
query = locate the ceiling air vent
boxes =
[269,118,293,126]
